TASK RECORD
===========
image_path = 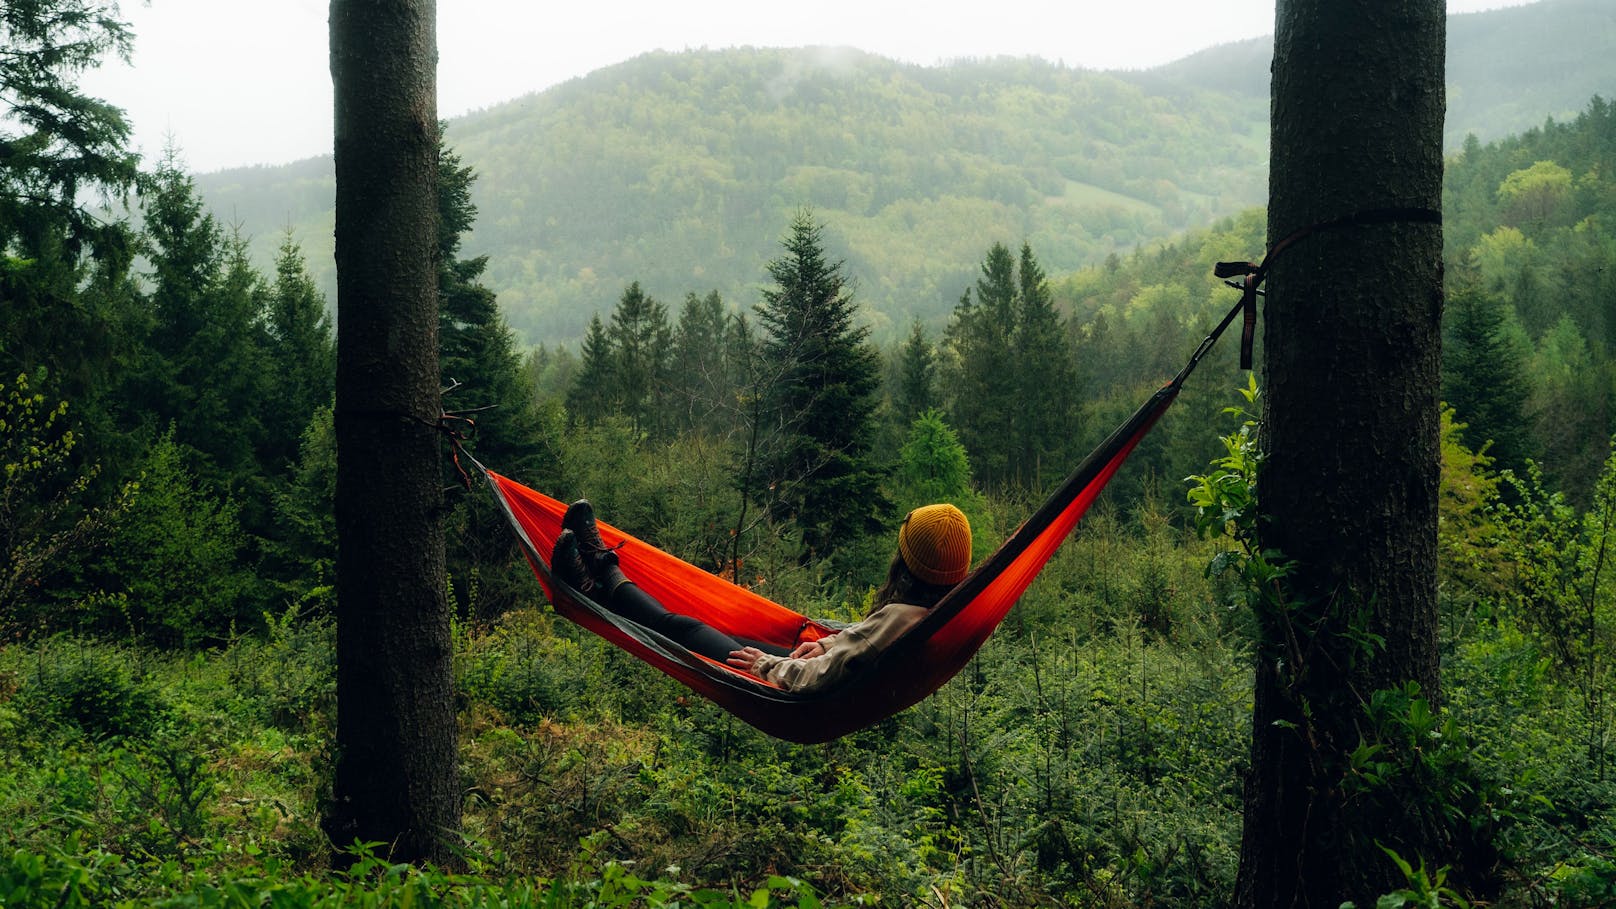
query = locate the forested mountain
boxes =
[200,49,1265,345]
[194,0,1612,348]
[1146,0,1616,148]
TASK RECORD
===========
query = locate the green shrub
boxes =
[0,839,846,908]
[14,640,168,739]
[457,609,587,725]
[223,598,336,733]
[83,431,252,647]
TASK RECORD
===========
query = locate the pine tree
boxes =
[1242,0,1449,901]
[0,0,139,262]
[1441,285,1529,473]
[755,211,890,562]
[327,0,459,864]
[893,320,939,427]
[264,233,336,469]
[607,281,672,439]
[670,290,731,435]
[567,313,616,425]
[1012,242,1080,490]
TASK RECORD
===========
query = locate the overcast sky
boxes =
[81,0,1539,174]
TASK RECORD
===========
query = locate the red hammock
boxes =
[477,296,1247,744]
[479,379,1178,744]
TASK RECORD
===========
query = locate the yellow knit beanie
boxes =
[898,504,972,586]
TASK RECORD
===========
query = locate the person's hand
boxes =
[727,646,766,672]
[789,640,826,659]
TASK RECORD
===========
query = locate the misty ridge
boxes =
[194,0,1615,348]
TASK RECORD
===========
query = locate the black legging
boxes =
[603,582,789,662]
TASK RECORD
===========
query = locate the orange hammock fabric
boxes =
[478,379,1184,744]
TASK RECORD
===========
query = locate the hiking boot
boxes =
[551,530,594,594]
[563,498,619,571]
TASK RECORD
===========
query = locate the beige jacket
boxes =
[750,602,929,693]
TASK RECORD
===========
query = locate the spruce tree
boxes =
[893,409,980,519]
[893,320,939,427]
[328,0,458,864]
[755,211,890,562]
[944,241,1077,491]
[264,233,336,471]
[944,243,1017,488]
[0,0,139,262]
[0,46,137,423]
[1441,285,1529,473]
[1012,242,1080,491]
[437,138,546,473]
[670,290,731,435]
[607,281,672,439]
[567,313,616,425]
[139,159,272,498]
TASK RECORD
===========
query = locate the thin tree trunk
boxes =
[326,0,459,865]
[1238,0,1445,904]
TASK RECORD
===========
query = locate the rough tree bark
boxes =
[1238,0,1446,905]
[325,0,460,864]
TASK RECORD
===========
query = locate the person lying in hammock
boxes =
[551,500,972,693]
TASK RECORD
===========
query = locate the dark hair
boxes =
[871,551,956,612]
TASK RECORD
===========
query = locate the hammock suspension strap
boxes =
[1212,205,1443,370]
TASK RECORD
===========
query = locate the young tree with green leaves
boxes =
[0,372,131,636]
[1527,315,1609,502]
[755,211,890,563]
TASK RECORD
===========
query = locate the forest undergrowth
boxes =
[7,417,1616,906]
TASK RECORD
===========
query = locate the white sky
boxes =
[82,0,1538,174]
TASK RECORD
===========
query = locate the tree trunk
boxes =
[325,0,459,864]
[1238,1,1445,905]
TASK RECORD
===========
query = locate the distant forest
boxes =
[194,0,1616,348]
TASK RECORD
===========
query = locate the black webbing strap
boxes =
[333,401,494,491]
[1213,206,1443,369]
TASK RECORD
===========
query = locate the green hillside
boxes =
[200,48,1265,346]
[194,0,1614,348]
